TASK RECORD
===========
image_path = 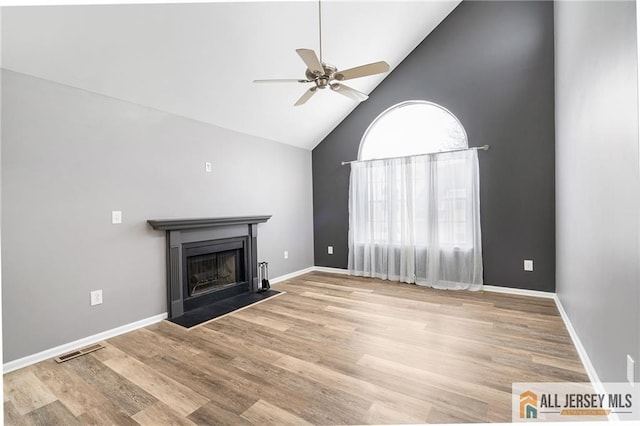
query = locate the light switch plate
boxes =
[111,211,122,224]
[284,251,289,259]
[205,162,212,172]
[90,290,103,306]
[328,246,334,255]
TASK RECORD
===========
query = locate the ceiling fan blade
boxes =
[253,79,309,83]
[334,61,390,81]
[294,87,318,106]
[296,48,324,75]
[330,83,369,102]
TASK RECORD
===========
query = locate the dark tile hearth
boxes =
[168,290,281,329]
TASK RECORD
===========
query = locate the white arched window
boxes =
[348,101,483,291]
[359,101,468,160]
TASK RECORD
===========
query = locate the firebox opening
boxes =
[186,248,242,297]
[181,238,248,310]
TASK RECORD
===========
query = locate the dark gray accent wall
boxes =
[312,0,555,291]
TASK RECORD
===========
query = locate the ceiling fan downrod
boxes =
[318,0,323,63]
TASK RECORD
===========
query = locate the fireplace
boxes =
[148,216,271,319]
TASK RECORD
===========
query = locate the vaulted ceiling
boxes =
[2,1,460,149]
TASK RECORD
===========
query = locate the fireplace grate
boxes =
[54,343,105,363]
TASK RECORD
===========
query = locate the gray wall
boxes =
[555,1,640,382]
[1,70,314,362]
[312,1,556,291]
[0,8,4,375]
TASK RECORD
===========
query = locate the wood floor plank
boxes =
[131,401,198,426]
[102,355,208,417]
[65,354,158,417]
[364,401,425,425]
[144,352,259,416]
[188,325,284,364]
[31,359,114,417]
[229,355,371,425]
[298,278,376,293]
[86,342,124,363]
[204,317,325,364]
[230,310,292,332]
[250,298,358,331]
[273,354,434,422]
[108,328,206,363]
[241,399,313,426]
[3,369,57,415]
[144,344,321,421]
[4,401,28,426]
[3,272,593,424]
[531,352,589,373]
[144,321,238,363]
[356,353,511,405]
[76,407,140,426]
[312,351,491,422]
[22,400,80,426]
[306,288,495,331]
[188,402,254,426]
[323,303,428,329]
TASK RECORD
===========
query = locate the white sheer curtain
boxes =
[348,150,482,290]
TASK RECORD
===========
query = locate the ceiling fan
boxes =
[253,1,390,106]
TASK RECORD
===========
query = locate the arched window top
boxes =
[358,100,468,160]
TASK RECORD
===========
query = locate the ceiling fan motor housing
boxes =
[306,63,337,89]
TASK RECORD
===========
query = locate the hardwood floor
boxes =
[4,272,590,425]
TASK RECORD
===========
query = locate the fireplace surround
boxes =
[148,216,271,319]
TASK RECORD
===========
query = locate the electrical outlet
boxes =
[628,355,635,385]
[328,246,334,255]
[284,251,288,259]
[524,259,534,271]
[205,162,212,173]
[111,211,122,224]
[90,290,103,306]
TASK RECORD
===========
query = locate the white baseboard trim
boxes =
[3,312,167,374]
[269,266,316,285]
[306,268,558,300]
[482,284,555,299]
[553,295,617,421]
[552,295,605,381]
[311,266,350,275]
[269,266,349,286]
